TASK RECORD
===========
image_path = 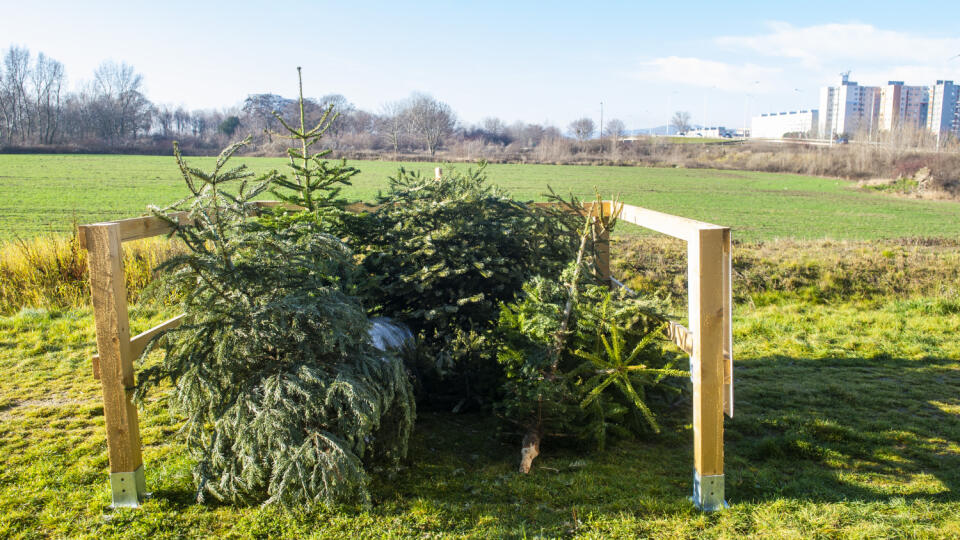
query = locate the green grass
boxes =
[3,154,960,241]
[3,152,960,536]
[2,291,959,537]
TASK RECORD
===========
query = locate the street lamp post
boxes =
[600,101,604,152]
[794,88,805,140]
[743,81,760,140]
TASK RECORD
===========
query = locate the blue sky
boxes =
[3,0,960,131]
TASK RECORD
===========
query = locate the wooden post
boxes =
[688,227,727,511]
[84,223,147,508]
[435,167,442,180]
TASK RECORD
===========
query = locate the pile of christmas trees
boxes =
[135,70,687,508]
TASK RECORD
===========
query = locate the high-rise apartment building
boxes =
[818,73,880,138]
[926,80,959,137]
[878,81,928,132]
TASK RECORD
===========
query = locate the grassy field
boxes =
[2,254,959,537]
[3,153,960,537]
[3,154,960,241]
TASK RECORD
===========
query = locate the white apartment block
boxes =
[818,74,959,139]
[751,110,818,139]
[878,81,928,132]
[927,80,960,137]
[818,73,880,138]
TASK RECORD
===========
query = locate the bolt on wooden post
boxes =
[84,223,147,508]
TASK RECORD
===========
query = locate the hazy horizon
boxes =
[4,0,960,131]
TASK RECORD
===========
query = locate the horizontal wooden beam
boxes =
[79,201,389,250]
[79,212,192,249]
[344,202,381,213]
[618,204,726,242]
[665,320,731,364]
[93,314,185,379]
[666,321,694,356]
[76,200,608,251]
[250,200,303,211]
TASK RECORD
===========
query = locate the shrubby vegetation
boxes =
[344,165,580,407]
[0,232,176,315]
[7,231,960,318]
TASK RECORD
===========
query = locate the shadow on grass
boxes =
[726,354,960,505]
[368,353,960,529]
[139,353,960,535]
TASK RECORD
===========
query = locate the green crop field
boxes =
[2,153,960,241]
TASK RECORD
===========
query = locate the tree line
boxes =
[0,46,627,156]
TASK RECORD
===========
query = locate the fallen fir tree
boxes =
[495,204,689,472]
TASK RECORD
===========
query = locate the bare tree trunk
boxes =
[519,429,541,474]
[519,215,593,474]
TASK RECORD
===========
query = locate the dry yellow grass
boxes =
[0,231,179,314]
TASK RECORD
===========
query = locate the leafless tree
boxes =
[173,107,190,136]
[605,118,626,152]
[379,100,409,155]
[406,92,455,156]
[30,53,65,144]
[605,119,625,140]
[155,104,173,137]
[568,117,595,141]
[670,111,691,135]
[189,111,209,138]
[481,117,506,137]
[242,93,289,141]
[91,61,151,141]
[1,47,31,143]
[315,93,355,142]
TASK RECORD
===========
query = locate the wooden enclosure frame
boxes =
[610,202,733,511]
[79,194,732,511]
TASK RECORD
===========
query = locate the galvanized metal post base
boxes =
[110,466,147,508]
[692,470,728,512]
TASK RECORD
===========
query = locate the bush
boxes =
[346,164,580,407]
